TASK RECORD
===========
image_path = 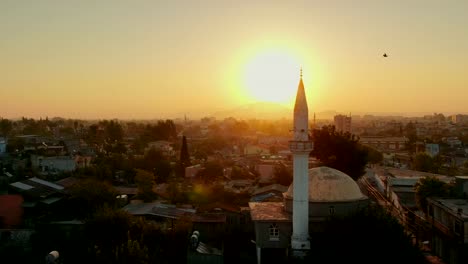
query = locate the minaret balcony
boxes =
[289,141,313,153]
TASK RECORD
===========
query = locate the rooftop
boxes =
[372,166,453,182]
[249,202,291,222]
[430,198,468,219]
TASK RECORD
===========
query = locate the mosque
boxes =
[248,71,369,263]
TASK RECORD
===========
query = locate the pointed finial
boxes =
[300,67,303,79]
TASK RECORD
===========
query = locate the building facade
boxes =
[334,114,351,133]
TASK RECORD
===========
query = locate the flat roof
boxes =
[430,198,468,219]
[249,202,291,222]
[10,182,34,191]
[29,177,64,190]
[372,166,453,182]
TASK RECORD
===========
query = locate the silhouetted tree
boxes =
[365,146,383,165]
[0,119,13,137]
[195,160,224,182]
[415,176,454,214]
[135,169,157,202]
[180,136,190,166]
[154,159,172,183]
[272,163,292,186]
[412,153,443,173]
[310,125,368,180]
[69,179,119,218]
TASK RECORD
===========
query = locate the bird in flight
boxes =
[383,53,388,57]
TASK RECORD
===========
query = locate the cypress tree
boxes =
[180,135,191,169]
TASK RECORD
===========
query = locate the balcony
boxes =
[289,141,313,153]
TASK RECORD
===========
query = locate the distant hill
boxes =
[211,102,343,120]
[212,102,291,120]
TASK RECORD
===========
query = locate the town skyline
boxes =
[2,1,468,119]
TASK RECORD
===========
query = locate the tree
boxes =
[180,135,191,167]
[154,159,172,183]
[85,207,151,263]
[195,160,224,182]
[178,135,191,177]
[365,146,383,165]
[0,119,13,137]
[412,153,442,173]
[69,179,119,218]
[415,176,453,214]
[135,169,157,202]
[311,125,368,180]
[272,163,292,186]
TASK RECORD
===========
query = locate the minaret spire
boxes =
[289,68,313,258]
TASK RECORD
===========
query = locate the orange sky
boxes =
[1,1,468,119]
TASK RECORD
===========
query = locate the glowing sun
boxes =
[243,50,301,104]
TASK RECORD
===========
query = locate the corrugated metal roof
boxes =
[29,177,64,190]
[10,182,34,190]
[196,241,223,255]
[41,196,62,204]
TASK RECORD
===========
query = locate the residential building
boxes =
[334,114,351,133]
[427,198,468,264]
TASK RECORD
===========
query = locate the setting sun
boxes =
[243,49,301,105]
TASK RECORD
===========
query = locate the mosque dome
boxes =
[284,166,367,202]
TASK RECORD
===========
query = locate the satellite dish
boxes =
[190,231,200,249]
[45,251,59,264]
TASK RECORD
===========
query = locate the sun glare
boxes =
[243,50,301,105]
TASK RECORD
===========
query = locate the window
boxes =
[329,206,335,216]
[269,223,279,241]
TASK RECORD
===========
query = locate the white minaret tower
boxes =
[290,68,313,257]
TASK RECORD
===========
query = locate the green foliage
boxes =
[272,163,292,186]
[0,119,13,136]
[85,210,190,264]
[134,169,157,202]
[230,165,253,180]
[412,153,434,172]
[195,160,224,182]
[415,176,453,214]
[69,179,119,218]
[154,159,172,183]
[188,184,250,207]
[311,125,368,180]
[365,146,383,164]
[103,120,124,142]
[137,147,162,170]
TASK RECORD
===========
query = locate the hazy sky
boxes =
[1,0,468,119]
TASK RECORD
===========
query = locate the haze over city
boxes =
[1,0,468,119]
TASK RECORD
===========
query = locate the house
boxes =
[255,164,275,185]
[427,198,468,264]
[359,136,408,151]
[251,184,288,202]
[145,141,175,156]
[30,155,76,174]
[243,145,270,156]
[0,195,23,228]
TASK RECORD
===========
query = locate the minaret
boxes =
[289,68,313,257]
